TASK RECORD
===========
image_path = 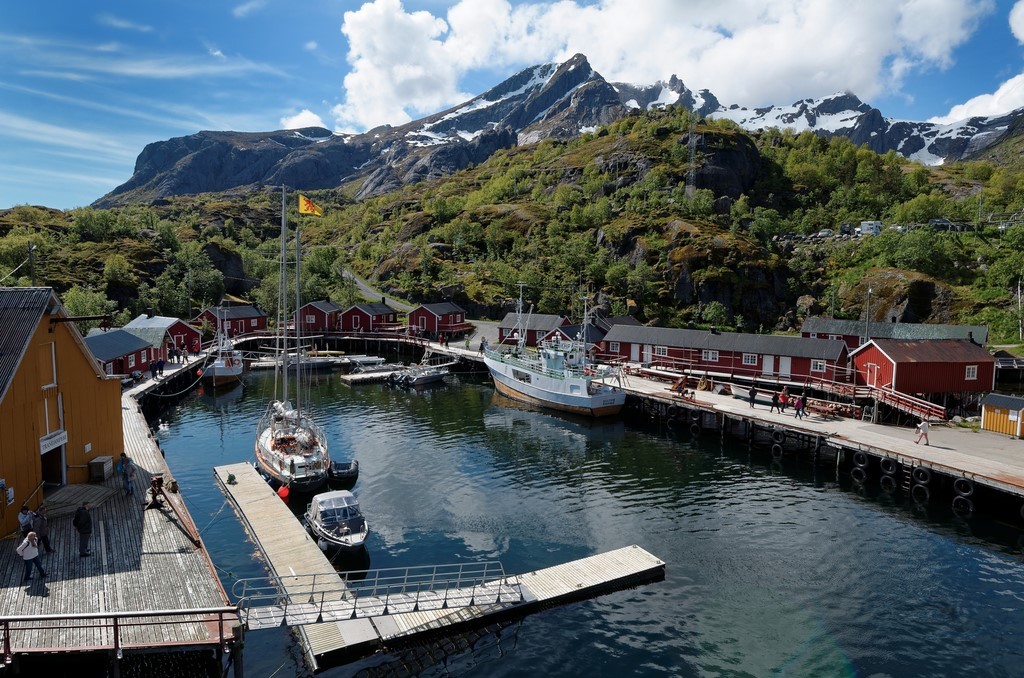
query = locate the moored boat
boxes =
[483,287,624,417]
[200,309,245,388]
[303,490,369,552]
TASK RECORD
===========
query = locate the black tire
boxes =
[953,477,975,498]
[667,405,678,421]
[952,495,974,514]
[853,451,869,468]
[690,423,701,437]
[690,409,701,422]
[879,474,897,492]
[879,458,898,476]
[911,483,930,504]
[912,466,932,486]
[771,443,783,460]
[772,430,785,444]
[851,466,867,483]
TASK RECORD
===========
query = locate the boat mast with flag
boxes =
[253,188,331,493]
[483,283,625,417]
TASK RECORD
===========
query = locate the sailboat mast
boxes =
[279,185,289,403]
[294,225,302,414]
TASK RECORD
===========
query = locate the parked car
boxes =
[859,220,882,236]
[928,218,956,231]
[838,222,853,236]
[816,229,834,238]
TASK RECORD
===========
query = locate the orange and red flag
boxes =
[298,194,323,216]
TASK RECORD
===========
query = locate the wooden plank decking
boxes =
[0,395,232,655]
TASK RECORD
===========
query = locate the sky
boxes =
[3,0,1024,211]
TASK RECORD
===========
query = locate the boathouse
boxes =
[296,300,342,334]
[194,304,267,337]
[600,325,851,384]
[85,328,157,375]
[850,339,996,396]
[123,313,201,359]
[340,301,399,333]
[980,393,1024,438]
[497,313,569,347]
[407,302,472,337]
[0,287,124,533]
[800,316,989,351]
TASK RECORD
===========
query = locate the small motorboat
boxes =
[328,459,359,482]
[303,490,369,552]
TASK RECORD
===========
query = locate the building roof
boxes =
[498,312,567,333]
[123,314,193,347]
[415,302,466,316]
[299,300,342,314]
[0,287,56,404]
[603,325,848,360]
[347,302,395,316]
[84,328,153,362]
[547,323,607,345]
[981,393,1024,410]
[801,316,988,344]
[593,314,642,331]
[853,338,996,364]
[198,305,265,321]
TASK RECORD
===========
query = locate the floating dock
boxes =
[213,462,665,670]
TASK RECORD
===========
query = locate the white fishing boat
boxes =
[388,363,449,387]
[483,286,624,417]
[200,309,244,388]
[253,188,331,493]
[303,490,369,552]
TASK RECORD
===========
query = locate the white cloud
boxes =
[332,0,997,132]
[281,109,327,129]
[1011,0,1024,42]
[233,1,268,18]
[305,41,318,51]
[929,73,1024,123]
[96,14,153,33]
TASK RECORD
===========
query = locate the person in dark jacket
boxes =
[73,501,93,557]
[32,505,54,554]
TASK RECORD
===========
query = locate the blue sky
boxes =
[2,0,1023,210]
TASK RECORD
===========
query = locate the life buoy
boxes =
[689,423,701,437]
[911,483,930,503]
[953,477,975,498]
[772,430,785,444]
[690,409,701,422]
[952,495,974,514]
[879,474,897,492]
[912,467,932,485]
[853,451,869,468]
[771,443,783,460]
[879,458,898,476]
[850,466,867,483]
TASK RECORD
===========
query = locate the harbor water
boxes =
[150,369,1024,677]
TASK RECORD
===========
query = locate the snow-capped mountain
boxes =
[94,54,1021,207]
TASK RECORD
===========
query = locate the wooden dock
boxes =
[0,395,233,660]
[214,462,665,669]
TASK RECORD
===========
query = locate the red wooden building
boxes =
[84,328,156,375]
[801,316,988,351]
[600,325,851,384]
[850,338,995,394]
[123,313,201,359]
[194,305,267,337]
[295,300,342,334]
[497,313,569,347]
[339,301,398,333]
[407,302,471,338]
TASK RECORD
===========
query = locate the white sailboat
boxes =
[200,307,244,388]
[253,188,331,492]
[483,285,625,417]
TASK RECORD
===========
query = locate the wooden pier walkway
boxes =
[214,462,665,669]
[0,394,233,660]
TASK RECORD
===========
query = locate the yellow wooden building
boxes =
[980,392,1024,438]
[0,287,124,535]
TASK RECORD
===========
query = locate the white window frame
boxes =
[965,365,978,380]
[250,318,258,327]
[829,334,842,341]
[702,349,719,362]
[609,341,620,353]
[811,359,826,373]
[128,354,136,368]
[305,314,316,324]
[742,353,757,366]
[42,341,57,388]
[654,345,668,357]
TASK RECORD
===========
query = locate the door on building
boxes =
[763,355,775,376]
[778,356,792,378]
[630,343,640,362]
[865,363,879,387]
[642,345,652,366]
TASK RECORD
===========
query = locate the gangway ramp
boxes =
[215,462,666,668]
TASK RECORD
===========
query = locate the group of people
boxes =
[767,389,806,419]
[16,452,136,586]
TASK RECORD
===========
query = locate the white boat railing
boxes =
[485,345,616,382]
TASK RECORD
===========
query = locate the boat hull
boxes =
[254,411,330,493]
[485,354,624,418]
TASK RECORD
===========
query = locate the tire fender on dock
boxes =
[912,467,932,486]
[853,451,869,468]
[690,409,701,423]
[953,477,975,498]
[771,443,783,460]
[879,474,897,492]
[850,466,867,483]
[911,483,930,504]
[772,429,785,444]
[879,458,898,476]
[952,495,974,514]
[689,422,702,437]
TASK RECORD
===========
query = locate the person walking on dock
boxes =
[32,505,54,554]
[16,532,46,583]
[118,452,137,497]
[770,391,780,413]
[17,505,34,537]
[749,386,758,408]
[915,419,930,445]
[779,389,789,413]
[794,395,805,420]
[73,501,93,557]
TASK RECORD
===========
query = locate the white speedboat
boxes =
[389,364,448,387]
[483,288,624,417]
[201,311,244,388]
[303,490,369,552]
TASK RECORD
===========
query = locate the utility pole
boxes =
[29,245,36,286]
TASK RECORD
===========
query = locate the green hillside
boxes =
[3,107,1024,343]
